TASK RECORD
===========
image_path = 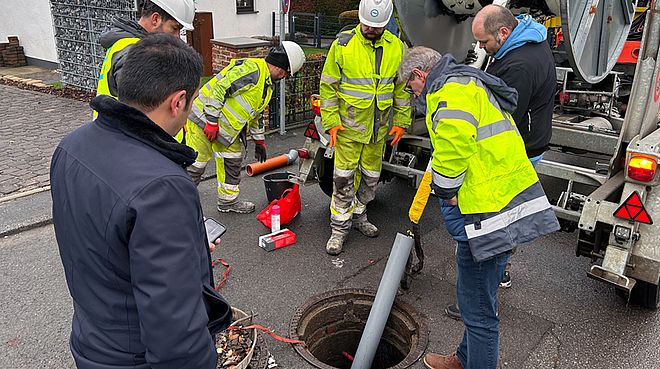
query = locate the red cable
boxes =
[212,258,232,291]
[228,324,305,345]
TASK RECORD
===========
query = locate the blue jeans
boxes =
[455,241,511,369]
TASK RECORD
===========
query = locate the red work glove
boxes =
[204,121,218,141]
[327,125,346,148]
[254,140,267,162]
[388,126,406,146]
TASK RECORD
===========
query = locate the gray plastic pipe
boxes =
[350,233,414,369]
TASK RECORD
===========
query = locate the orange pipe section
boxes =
[246,154,290,177]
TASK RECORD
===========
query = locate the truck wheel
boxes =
[629,280,660,309]
[317,157,334,197]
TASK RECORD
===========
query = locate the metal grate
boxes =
[50,0,137,91]
[268,58,325,131]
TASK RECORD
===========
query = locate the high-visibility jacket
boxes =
[427,74,537,214]
[189,58,271,146]
[320,25,411,144]
[97,37,140,99]
[426,59,558,261]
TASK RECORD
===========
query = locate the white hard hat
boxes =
[151,0,196,31]
[282,41,306,74]
[358,0,394,28]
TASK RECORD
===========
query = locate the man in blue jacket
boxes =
[445,5,556,320]
[51,34,231,369]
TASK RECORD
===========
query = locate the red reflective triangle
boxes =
[627,192,643,207]
[614,191,653,224]
[614,206,632,219]
[304,122,319,139]
[634,209,653,224]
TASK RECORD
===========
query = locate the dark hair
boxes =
[138,0,175,23]
[483,5,518,36]
[117,33,202,111]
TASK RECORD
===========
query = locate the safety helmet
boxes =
[358,0,393,28]
[151,0,196,31]
[282,41,306,74]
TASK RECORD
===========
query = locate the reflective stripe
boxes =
[432,170,465,189]
[476,119,517,141]
[341,112,364,132]
[394,98,411,106]
[214,151,243,159]
[464,196,552,239]
[335,168,355,177]
[377,92,393,101]
[192,161,208,169]
[234,95,255,116]
[432,109,479,130]
[321,74,340,84]
[228,70,259,95]
[360,168,381,178]
[380,77,396,84]
[218,182,240,191]
[223,104,246,124]
[321,99,339,108]
[341,76,373,85]
[339,88,374,99]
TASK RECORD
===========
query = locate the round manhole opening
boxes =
[289,289,428,369]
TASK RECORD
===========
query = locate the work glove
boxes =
[388,126,406,146]
[327,125,346,148]
[460,49,478,65]
[204,121,219,141]
[254,140,267,162]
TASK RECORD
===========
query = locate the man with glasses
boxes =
[320,0,411,255]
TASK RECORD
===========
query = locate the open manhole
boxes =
[289,289,428,369]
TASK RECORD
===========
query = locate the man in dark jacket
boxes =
[473,5,556,164]
[51,34,231,369]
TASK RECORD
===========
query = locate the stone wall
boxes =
[211,37,271,74]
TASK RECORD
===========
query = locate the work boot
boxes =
[217,199,255,214]
[352,216,379,237]
[326,232,347,255]
[423,352,464,369]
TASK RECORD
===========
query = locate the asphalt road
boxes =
[2,164,660,369]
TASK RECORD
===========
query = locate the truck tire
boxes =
[629,280,660,309]
[317,157,334,197]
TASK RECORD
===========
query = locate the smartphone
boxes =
[204,217,227,243]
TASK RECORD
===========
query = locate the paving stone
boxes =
[0,84,89,197]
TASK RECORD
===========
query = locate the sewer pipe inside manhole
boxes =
[289,289,428,369]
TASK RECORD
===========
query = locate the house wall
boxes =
[196,0,284,39]
[0,0,58,64]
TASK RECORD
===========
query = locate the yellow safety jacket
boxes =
[96,37,140,99]
[427,76,538,214]
[189,58,271,146]
[320,25,411,144]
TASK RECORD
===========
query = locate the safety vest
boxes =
[320,26,411,144]
[427,76,539,214]
[96,37,140,98]
[189,58,272,146]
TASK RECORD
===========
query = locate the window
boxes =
[236,0,255,14]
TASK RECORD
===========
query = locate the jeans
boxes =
[455,241,511,369]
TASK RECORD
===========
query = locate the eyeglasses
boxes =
[404,72,417,94]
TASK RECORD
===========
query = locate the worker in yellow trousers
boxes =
[320,0,411,255]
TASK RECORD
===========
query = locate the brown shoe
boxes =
[423,352,464,369]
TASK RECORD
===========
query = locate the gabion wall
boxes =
[50,0,137,91]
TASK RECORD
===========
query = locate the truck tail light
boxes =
[628,155,657,182]
[311,94,321,116]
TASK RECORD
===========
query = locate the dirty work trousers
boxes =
[330,134,385,235]
[184,120,243,205]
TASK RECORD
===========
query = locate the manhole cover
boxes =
[289,289,428,369]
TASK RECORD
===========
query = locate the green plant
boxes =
[49,81,63,88]
[302,47,329,57]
